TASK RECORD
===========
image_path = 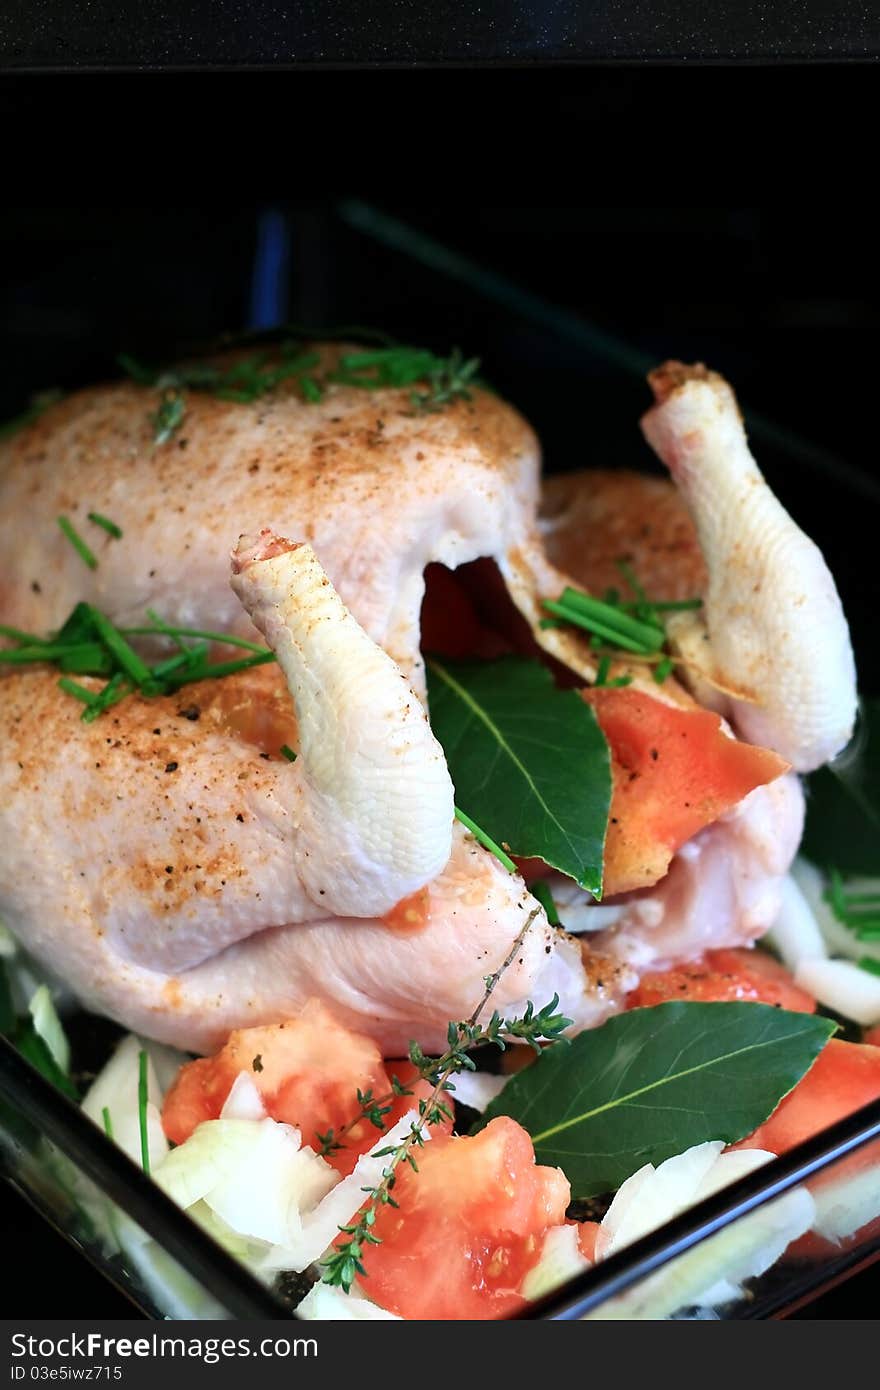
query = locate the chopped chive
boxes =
[121,623,269,654]
[538,618,562,630]
[560,587,665,648]
[609,674,634,687]
[653,656,675,684]
[454,806,516,873]
[280,744,297,762]
[543,600,656,656]
[841,891,880,905]
[86,608,153,687]
[530,879,560,926]
[0,624,48,645]
[300,376,323,403]
[594,656,611,687]
[58,677,99,706]
[87,512,123,539]
[0,641,106,667]
[855,925,880,940]
[616,559,651,607]
[102,1105,114,1140]
[137,1049,151,1176]
[163,650,276,685]
[57,516,98,571]
[858,957,880,977]
[81,673,134,723]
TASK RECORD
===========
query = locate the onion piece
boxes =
[763,874,827,972]
[793,958,880,1027]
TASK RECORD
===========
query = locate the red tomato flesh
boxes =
[357,1116,570,1320]
[582,687,789,895]
[627,947,817,1013]
[161,999,445,1173]
[735,1039,880,1259]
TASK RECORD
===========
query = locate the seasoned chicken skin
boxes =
[0,351,853,1053]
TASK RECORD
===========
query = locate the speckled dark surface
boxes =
[1,0,878,67]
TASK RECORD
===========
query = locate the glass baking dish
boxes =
[1,203,877,1319]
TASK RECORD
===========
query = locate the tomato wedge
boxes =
[357,1116,570,1320]
[735,1038,880,1259]
[161,999,445,1173]
[583,687,789,895]
[627,948,817,1013]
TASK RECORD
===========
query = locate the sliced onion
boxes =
[793,958,880,1027]
[764,874,827,972]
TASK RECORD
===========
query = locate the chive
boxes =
[122,622,269,654]
[560,587,665,648]
[543,600,656,656]
[58,677,99,706]
[594,656,611,687]
[842,891,880,905]
[87,512,123,539]
[102,1105,114,1140]
[280,744,297,762]
[609,674,634,687]
[454,806,516,873]
[137,1049,151,1176]
[58,645,115,675]
[530,879,560,926]
[57,516,98,571]
[538,618,562,630]
[858,957,880,978]
[653,656,675,684]
[616,560,651,608]
[0,641,105,666]
[855,925,880,940]
[153,392,185,445]
[0,624,49,645]
[300,376,323,403]
[81,673,134,723]
[163,650,276,686]
[86,607,153,687]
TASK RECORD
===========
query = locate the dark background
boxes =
[1,67,878,1318]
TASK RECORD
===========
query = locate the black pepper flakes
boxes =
[164,761,179,773]
[178,704,200,721]
[252,1055,264,1073]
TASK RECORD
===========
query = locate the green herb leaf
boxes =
[478,1001,835,1197]
[802,698,880,875]
[57,516,98,571]
[426,655,611,896]
[87,512,123,539]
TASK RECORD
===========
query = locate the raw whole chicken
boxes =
[0,347,857,1053]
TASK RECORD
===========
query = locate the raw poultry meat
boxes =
[0,349,857,1052]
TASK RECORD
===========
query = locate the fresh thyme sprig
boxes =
[321,906,572,1293]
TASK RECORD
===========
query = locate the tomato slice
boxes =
[735,1038,880,1259]
[864,1025,880,1048]
[357,1116,570,1320]
[161,1000,445,1172]
[582,687,789,895]
[627,948,817,1013]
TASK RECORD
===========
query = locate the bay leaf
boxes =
[478,1001,835,1197]
[425,655,611,895]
